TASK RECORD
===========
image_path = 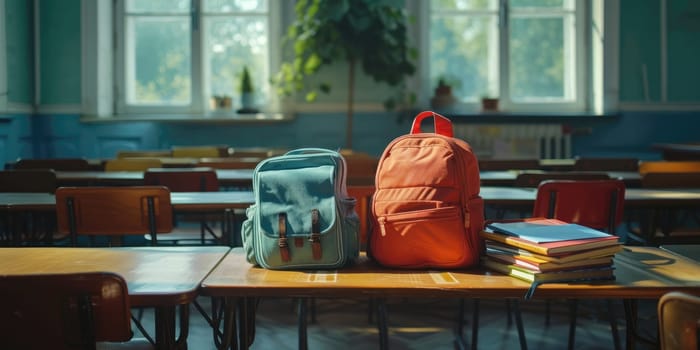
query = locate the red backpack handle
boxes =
[410,111,454,137]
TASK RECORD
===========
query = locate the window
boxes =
[114,0,276,115]
[427,0,587,112]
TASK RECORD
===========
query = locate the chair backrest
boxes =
[116,149,172,158]
[514,171,611,188]
[228,147,280,158]
[344,154,379,186]
[658,291,700,350]
[55,186,173,246]
[641,172,700,188]
[14,158,90,171]
[196,157,263,170]
[143,167,219,192]
[533,179,626,233]
[104,158,163,171]
[573,157,639,171]
[478,159,541,171]
[0,272,132,349]
[171,145,228,158]
[638,161,700,175]
[0,169,58,193]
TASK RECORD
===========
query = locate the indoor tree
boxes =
[274,0,416,149]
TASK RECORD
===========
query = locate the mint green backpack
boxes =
[242,148,360,269]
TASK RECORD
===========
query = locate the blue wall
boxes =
[7,110,698,161]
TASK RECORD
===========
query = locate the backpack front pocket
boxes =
[373,206,468,268]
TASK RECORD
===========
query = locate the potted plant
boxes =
[210,95,232,110]
[481,93,499,112]
[273,0,416,149]
[430,76,458,109]
[238,66,258,113]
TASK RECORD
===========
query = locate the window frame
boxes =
[112,0,281,117]
[419,0,590,113]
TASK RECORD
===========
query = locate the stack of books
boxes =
[480,218,622,292]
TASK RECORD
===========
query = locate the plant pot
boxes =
[481,97,499,112]
[210,96,232,110]
[238,93,258,114]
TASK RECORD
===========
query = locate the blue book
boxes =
[486,218,613,243]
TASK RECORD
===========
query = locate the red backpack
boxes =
[369,111,484,268]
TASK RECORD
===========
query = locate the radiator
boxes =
[453,124,571,159]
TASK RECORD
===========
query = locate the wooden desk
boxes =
[0,246,230,349]
[652,143,700,160]
[479,170,641,187]
[201,246,700,349]
[0,191,254,212]
[660,244,700,262]
[0,191,254,247]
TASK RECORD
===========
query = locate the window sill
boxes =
[80,112,294,123]
[432,110,620,123]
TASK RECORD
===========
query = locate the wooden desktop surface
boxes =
[660,244,700,263]
[0,246,230,306]
[201,246,700,299]
[0,246,230,349]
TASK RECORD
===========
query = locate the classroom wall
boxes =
[1,0,699,163]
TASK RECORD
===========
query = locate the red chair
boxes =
[534,179,626,349]
[0,272,152,349]
[533,179,626,233]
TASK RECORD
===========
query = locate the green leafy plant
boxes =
[273,0,417,148]
[239,66,253,94]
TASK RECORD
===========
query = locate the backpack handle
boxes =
[285,148,339,156]
[410,111,454,137]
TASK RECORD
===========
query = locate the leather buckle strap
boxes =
[278,213,290,262]
[309,209,322,260]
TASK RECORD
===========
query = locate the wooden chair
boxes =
[55,186,173,247]
[0,272,152,350]
[228,147,280,158]
[658,291,700,350]
[631,172,700,245]
[0,169,57,193]
[196,157,264,170]
[104,158,163,172]
[171,145,228,158]
[143,168,224,244]
[116,150,172,158]
[573,157,639,171]
[0,169,61,245]
[478,159,541,171]
[14,158,91,171]
[641,171,700,188]
[638,160,700,175]
[514,171,611,187]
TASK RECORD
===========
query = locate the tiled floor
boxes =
[136,296,660,349]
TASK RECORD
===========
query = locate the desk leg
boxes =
[152,304,190,350]
[298,298,308,350]
[217,297,238,350]
[376,298,388,350]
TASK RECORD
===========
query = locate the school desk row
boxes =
[1,186,697,213]
[2,186,699,248]
[49,169,642,188]
[2,245,699,350]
